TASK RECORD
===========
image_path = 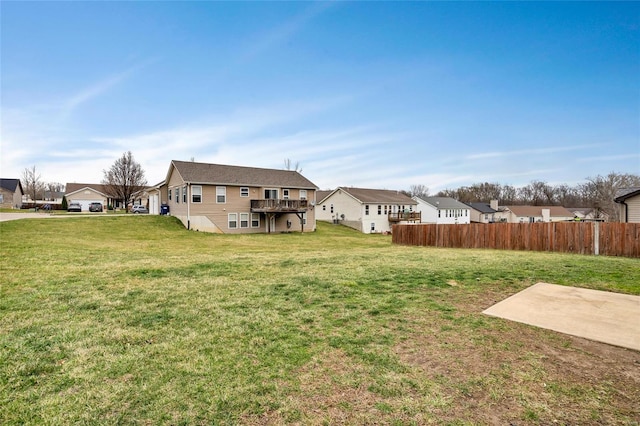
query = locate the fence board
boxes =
[392,222,639,258]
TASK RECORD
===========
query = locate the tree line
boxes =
[403,172,640,223]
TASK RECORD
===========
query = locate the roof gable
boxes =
[169,160,318,189]
[0,178,23,193]
[65,183,110,197]
[337,187,416,204]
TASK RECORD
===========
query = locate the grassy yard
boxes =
[1,217,639,425]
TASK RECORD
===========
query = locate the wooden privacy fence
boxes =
[392,222,640,258]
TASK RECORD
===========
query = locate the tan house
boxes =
[65,183,114,211]
[316,187,419,234]
[495,205,575,223]
[164,160,318,233]
[0,178,24,209]
[614,187,640,223]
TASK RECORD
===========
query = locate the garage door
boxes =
[78,200,103,211]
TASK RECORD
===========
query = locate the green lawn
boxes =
[1,217,639,425]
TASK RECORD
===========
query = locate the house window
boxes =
[240,187,249,197]
[264,189,278,199]
[330,204,334,214]
[183,186,187,203]
[192,186,202,203]
[365,205,369,215]
[378,205,382,215]
[168,188,172,201]
[371,223,375,231]
[283,189,290,199]
[240,213,249,228]
[228,213,237,229]
[217,187,226,203]
[300,190,307,200]
[175,188,180,203]
[251,213,260,228]
[384,205,388,214]
[438,210,441,218]
[322,205,326,211]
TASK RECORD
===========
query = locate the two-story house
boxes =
[413,196,471,224]
[164,160,318,233]
[316,187,419,234]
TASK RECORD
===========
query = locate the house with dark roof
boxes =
[413,196,471,224]
[164,160,318,233]
[465,201,499,223]
[316,187,419,234]
[0,178,24,209]
[614,187,640,223]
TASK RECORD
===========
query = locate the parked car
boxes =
[131,205,149,214]
[89,202,103,212]
[67,202,82,212]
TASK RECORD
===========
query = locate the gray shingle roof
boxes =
[466,202,497,213]
[416,196,469,210]
[614,187,640,202]
[0,178,22,193]
[171,161,318,189]
[338,187,416,204]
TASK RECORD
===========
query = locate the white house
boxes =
[413,196,471,224]
[316,187,419,234]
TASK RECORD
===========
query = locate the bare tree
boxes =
[102,151,147,210]
[284,158,302,173]
[584,172,640,222]
[21,165,45,202]
[408,184,429,199]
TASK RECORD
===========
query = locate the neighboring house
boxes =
[497,205,575,223]
[569,207,608,222]
[164,160,318,233]
[316,187,419,234]
[413,196,471,224]
[0,178,24,209]
[65,183,115,211]
[466,201,498,223]
[147,181,167,215]
[614,187,640,223]
[42,191,65,204]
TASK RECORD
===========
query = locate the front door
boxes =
[269,215,276,233]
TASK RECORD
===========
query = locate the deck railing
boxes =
[251,199,309,212]
[388,211,421,222]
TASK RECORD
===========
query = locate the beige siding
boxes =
[626,194,640,223]
[1,187,23,208]
[166,165,315,233]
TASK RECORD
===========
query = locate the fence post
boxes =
[594,221,600,256]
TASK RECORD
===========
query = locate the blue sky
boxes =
[1,1,638,192]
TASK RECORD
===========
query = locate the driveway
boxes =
[483,282,640,351]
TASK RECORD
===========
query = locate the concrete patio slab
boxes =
[483,282,640,351]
